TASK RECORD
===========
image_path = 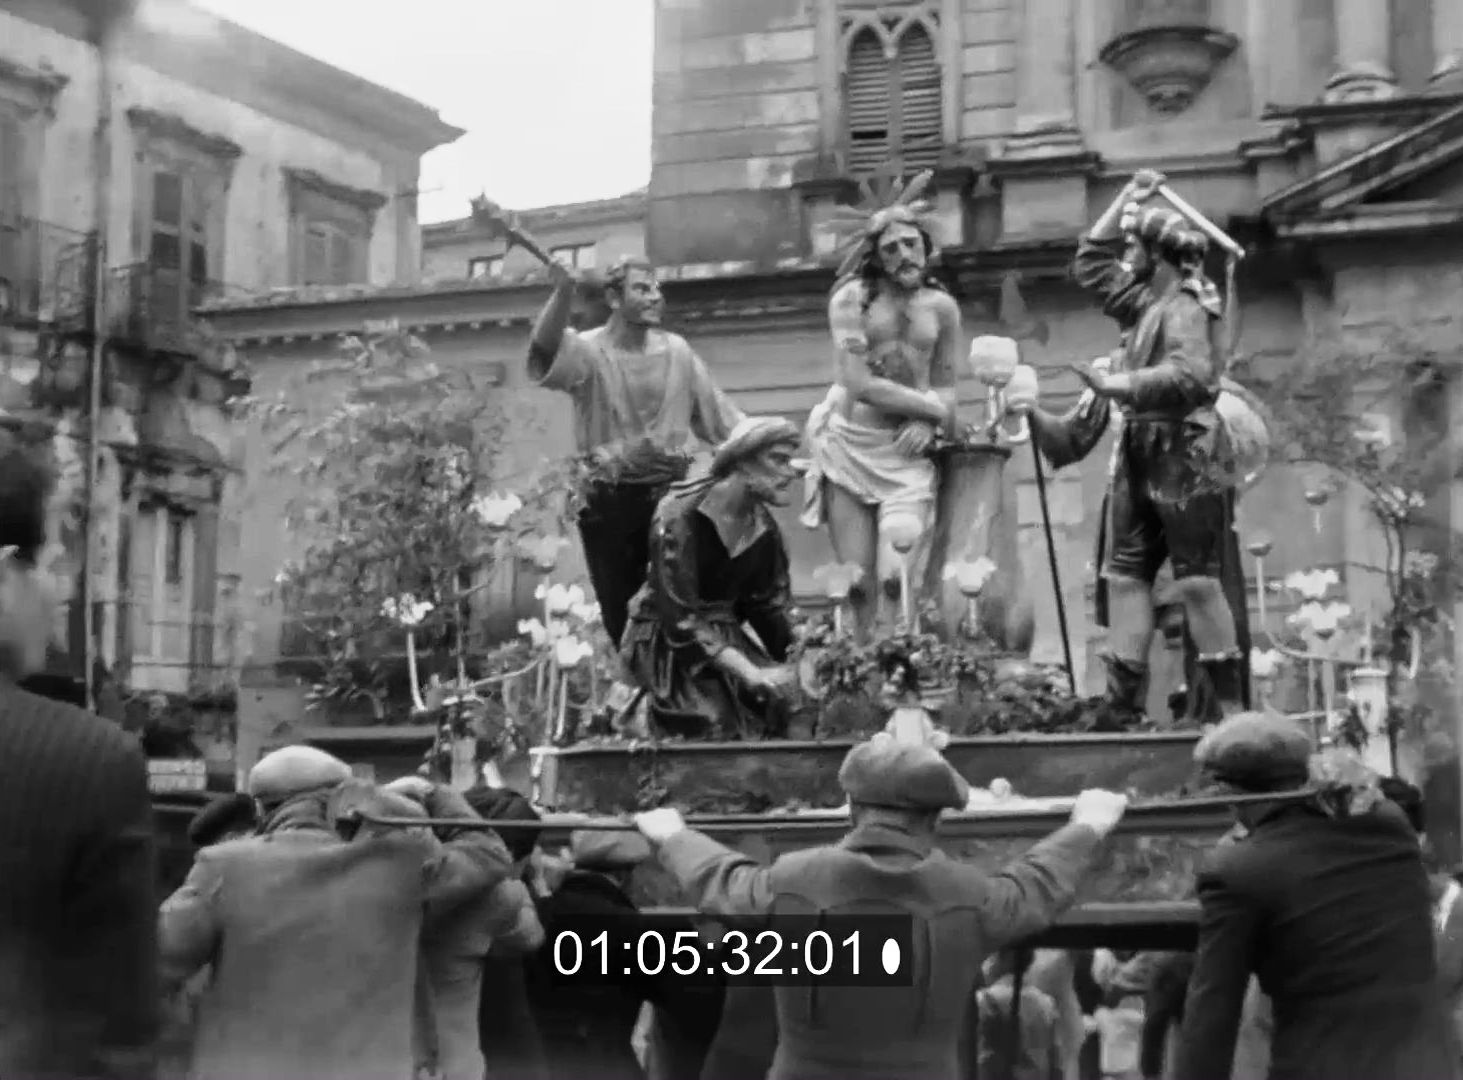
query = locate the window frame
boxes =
[548,242,597,271]
[467,254,504,280]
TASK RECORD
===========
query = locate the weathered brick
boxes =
[961,105,1015,140]
[654,60,818,102]
[658,90,822,135]
[678,28,817,71]
[963,9,1014,43]
[962,41,1015,75]
[653,155,802,198]
[963,70,1017,110]
[653,122,821,166]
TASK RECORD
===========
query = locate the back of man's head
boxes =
[248,745,352,812]
[466,785,542,864]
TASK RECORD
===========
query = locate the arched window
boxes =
[843,18,943,176]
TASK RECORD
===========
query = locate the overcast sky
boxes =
[191,0,654,223]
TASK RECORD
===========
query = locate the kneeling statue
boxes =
[621,417,802,739]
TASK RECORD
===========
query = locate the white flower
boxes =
[1249,647,1284,680]
[570,600,601,625]
[554,635,594,668]
[943,556,997,595]
[517,617,549,647]
[472,491,523,528]
[1290,600,1352,637]
[1283,568,1339,600]
[812,562,863,602]
[534,582,586,616]
[382,594,434,628]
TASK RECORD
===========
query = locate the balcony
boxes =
[0,216,97,330]
[107,263,248,359]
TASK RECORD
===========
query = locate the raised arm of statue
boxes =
[526,260,581,388]
[828,280,950,426]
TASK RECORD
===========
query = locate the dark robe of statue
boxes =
[620,477,795,739]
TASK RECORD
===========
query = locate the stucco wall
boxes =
[2,8,421,288]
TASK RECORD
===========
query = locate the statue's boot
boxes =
[1093,655,1148,731]
[1197,654,1247,720]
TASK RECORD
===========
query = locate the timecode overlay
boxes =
[547,914,915,988]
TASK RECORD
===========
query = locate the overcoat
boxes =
[158,790,512,1080]
[658,817,1104,1080]
[1175,801,1458,1080]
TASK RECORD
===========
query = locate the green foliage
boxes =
[246,330,572,718]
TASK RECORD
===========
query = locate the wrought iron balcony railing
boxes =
[106,263,250,357]
[0,216,97,330]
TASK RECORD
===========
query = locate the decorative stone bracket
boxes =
[1099,24,1238,116]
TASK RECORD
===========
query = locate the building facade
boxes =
[421,189,647,284]
[0,0,458,778]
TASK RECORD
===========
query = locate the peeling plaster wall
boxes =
[1,8,421,288]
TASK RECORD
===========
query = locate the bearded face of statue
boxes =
[740,442,800,508]
[874,220,927,291]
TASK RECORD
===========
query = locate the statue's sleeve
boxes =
[1123,292,1221,414]
[737,532,794,663]
[1029,393,1113,471]
[533,327,595,394]
[684,340,745,444]
[1072,236,1150,330]
[648,501,730,663]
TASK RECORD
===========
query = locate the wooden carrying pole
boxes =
[343,787,1319,838]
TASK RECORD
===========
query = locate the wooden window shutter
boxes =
[303,223,331,285]
[328,228,357,284]
[893,22,942,171]
[845,27,892,175]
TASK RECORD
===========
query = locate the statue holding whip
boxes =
[1010,169,1268,725]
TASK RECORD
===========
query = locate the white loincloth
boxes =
[801,388,938,580]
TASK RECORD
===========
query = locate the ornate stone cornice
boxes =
[0,57,69,114]
[283,167,389,214]
[126,107,242,161]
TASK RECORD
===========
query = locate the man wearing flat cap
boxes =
[157,746,515,1080]
[522,827,722,1080]
[1174,712,1456,1080]
[621,415,803,738]
[634,734,1127,1080]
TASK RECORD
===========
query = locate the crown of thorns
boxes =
[826,170,938,279]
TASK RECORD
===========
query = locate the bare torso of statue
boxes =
[831,278,952,432]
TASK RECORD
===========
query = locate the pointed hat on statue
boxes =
[825,168,939,280]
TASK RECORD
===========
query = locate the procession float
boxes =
[253,167,1459,910]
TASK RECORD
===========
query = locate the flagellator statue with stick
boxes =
[1008,168,1269,726]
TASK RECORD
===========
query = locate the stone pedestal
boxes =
[923,443,1034,652]
[1323,0,1397,102]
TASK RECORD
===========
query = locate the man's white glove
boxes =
[634,807,687,844]
[1070,789,1128,840]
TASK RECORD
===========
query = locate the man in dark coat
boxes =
[0,431,160,1079]
[526,829,724,1080]
[634,734,1127,1080]
[1175,712,1458,1080]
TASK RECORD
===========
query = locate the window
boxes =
[144,164,213,327]
[468,255,503,280]
[0,108,35,319]
[128,503,196,694]
[844,18,943,175]
[549,243,596,271]
[301,218,365,286]
[285,168,383,288]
